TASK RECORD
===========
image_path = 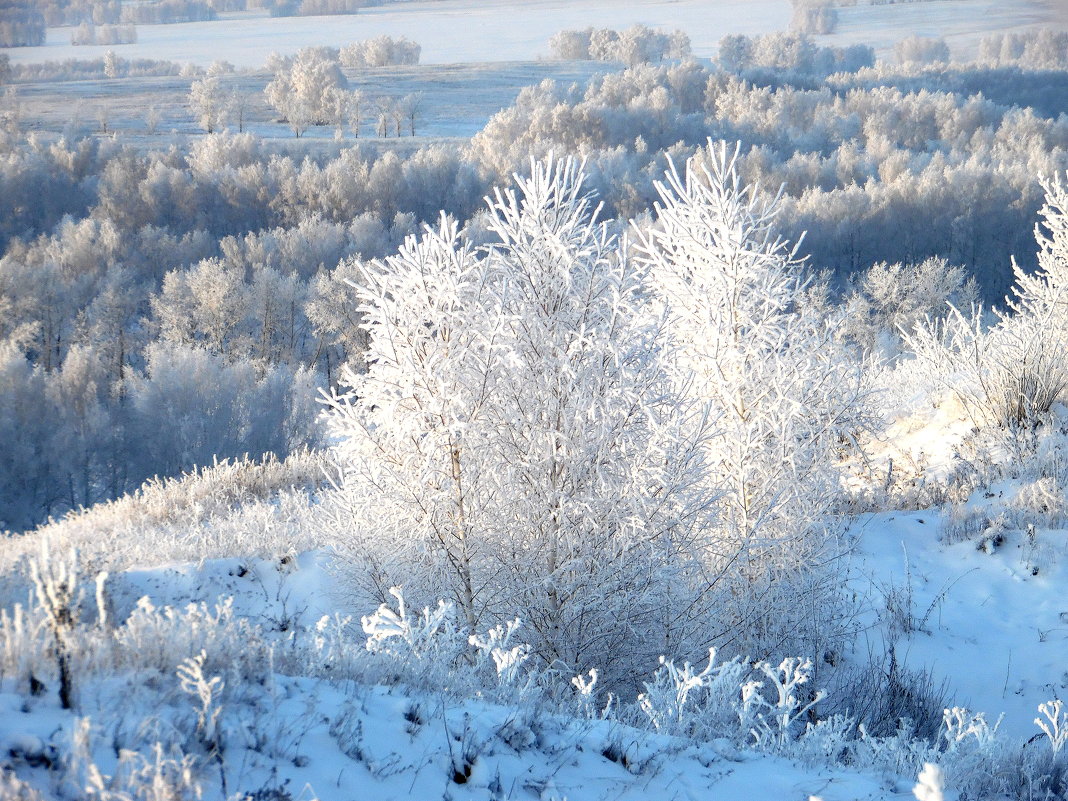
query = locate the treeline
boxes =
[472,32,1068,299]
[70,22,137,45]
[7,55,184,83]
[263,0,365,16]
[718,31,875,77]
[0,3,46,47]
[549,24,691,66]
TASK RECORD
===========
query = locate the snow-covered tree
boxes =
[635,142,869,660]
[323,159,711,686]
[905,174,1068,430]
[264,48,347,136]
[189,76,230,133]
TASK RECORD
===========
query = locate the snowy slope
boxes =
[852,508,1068,741]
[0,552,908,801]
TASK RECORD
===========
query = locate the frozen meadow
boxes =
[5,0,1058,68]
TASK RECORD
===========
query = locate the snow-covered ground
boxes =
[4,0,792,69]
[853,508,1068,741]
[823,0,1057,61]
[9,61,609,143]
[5,0,1062,70]
[3,424,1067,799]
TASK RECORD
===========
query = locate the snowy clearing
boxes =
[10,61,610,143]
[6,0,791,68]
[5,0,1063,69]
[823,0,1057,60]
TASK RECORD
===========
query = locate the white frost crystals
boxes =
[321,143,871,689]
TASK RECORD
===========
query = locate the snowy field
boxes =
[5,0,792,69]
[10,61,609,143]
[823,0,1058,60]
[4,0,1063,69]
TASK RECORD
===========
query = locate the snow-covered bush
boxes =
[322,157,710,690]
[905,174,1068,433]
[339,35,420,68]
[739,658,826,751]
[28,541,81,709]
[790,1,838,35]
[895,35,950,65]
[548,25,690,65]
[635,648,747,739]
[842,257,978,359]
[636,141,871,663]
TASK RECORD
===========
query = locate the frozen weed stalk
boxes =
[28,540,81,710]
[740,657,826,751]
[1036,699,1068,755]
[177,650,226,794]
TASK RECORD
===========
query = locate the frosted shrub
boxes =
[1037,700,1068,756]
[177,651,224,755]
[937,707,1013,797]
[895,35,950,65]
[906,174,1068,433]
[362,587,465,662]
[790,1,838,36]
[636,140,870,664]
[0,602,49,689]
[739,658,826,751]
[28,540,81,709]
[636,648,746,739]
[359,588,541,697]
[843,257,978,360]
[941,706,1001,753]
[324,157,709,691]
[359,587,474,689]
[854,719,938,783]
[469,618,530,688]
[114,597,267,680]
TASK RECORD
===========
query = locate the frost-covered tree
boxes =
[906,174,1068,429]
[264,48,347,136]
[323,160,711,686]
[635,142,869,660]
[189,76,230,133]
[895,35,950,65]
[843,257,979,359]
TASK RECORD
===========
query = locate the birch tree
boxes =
[636,142,869,661]
[322,159,711,686]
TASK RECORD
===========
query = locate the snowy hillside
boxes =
[2,448,1067,800]
[7,1,1068,800]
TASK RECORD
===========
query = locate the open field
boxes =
[5,0,792,68]
[5,0,1065,70]
[823,0,1060,60]
[7,60,611,148]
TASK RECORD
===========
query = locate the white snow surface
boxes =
[5,0,1062,69]
[823,0,1058,60]
[5,0,792,69]
[851,508,1068,742]
[2,500,1065,799]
